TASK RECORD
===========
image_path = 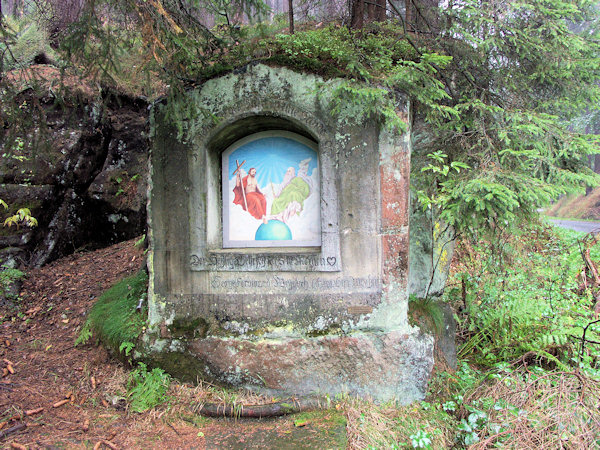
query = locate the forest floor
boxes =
[0,239,346,449]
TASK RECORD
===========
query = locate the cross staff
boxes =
[233,159,248,211]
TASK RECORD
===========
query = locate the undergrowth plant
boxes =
[127,362,171,413]
[447,224,600,376]
[343,397,455,449]
[0,15,56,70]
[378,225,600,448]
[3,207,38,229]
[0,265,25,298]
[428,361,600,447]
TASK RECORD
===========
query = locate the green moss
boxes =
[408,296,444,336]
[193,23,418,83]
[291,409,347,447]
[142,350,212,383]
[84,270,148,353]
[293,409,347,427]
[168,317,208,339]
[306,324,343,338]
[0,227,26,237]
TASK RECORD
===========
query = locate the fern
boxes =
[452,224,600,373]
[127,362,171,413]
[74,320,92,347]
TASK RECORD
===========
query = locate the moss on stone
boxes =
[141,350,210,383]
[168,317,208,339]
[293,409,347,427]
[306,324,344,338]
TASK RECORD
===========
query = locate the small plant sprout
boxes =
[119,341,135,357]
[410,429,432,449]
[4,208,38,229]
[442,400,457,412]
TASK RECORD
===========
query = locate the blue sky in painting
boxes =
[227,137,318,187]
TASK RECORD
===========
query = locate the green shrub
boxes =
[449,224,600,376]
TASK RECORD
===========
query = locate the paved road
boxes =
[547,218,600,233]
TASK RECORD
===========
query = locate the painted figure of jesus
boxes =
[233,167,267,222]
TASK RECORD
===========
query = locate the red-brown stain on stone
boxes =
[379,145,410,290]
[379,152,409,229]
[381,234,409,286]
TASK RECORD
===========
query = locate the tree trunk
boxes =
[288,0,294,34]
[366,0,375,22]
[351,0,364,28]
[12,0,22,17]
[405,0,413,31]
[376,0,387,21]
[587,154,600,195]
[406,0,441,34]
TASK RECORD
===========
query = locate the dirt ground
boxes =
[0,239,347,449]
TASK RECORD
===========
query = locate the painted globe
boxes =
[255,220,292,240]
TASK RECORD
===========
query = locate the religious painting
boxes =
[222,131,321,248]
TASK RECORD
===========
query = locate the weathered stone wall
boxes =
[147,64,433,402]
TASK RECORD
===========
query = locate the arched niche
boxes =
[188,113,341,272]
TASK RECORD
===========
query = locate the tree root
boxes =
[0,423,26,440]
[197,396,326,418]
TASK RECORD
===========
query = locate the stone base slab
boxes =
[186,329,433,403]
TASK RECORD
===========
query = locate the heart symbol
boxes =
[327,257,336,266]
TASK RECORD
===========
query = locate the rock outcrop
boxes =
[0,68,149,267]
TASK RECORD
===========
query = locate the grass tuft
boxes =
[76,270,148,353]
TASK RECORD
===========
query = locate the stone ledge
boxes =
[161,329,435,403]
